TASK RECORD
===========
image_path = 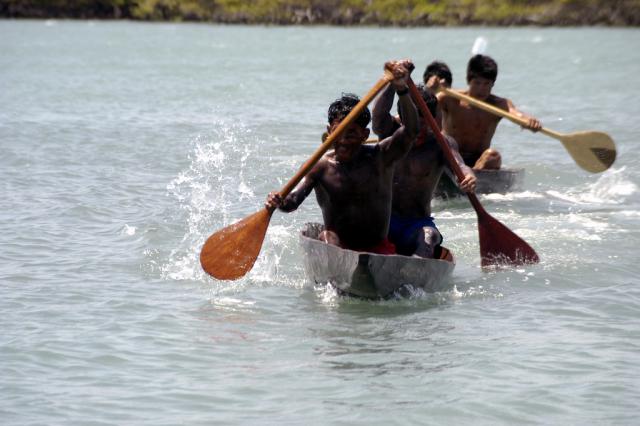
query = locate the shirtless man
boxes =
[372,80,476,258]
[265,61,418,254]
[437,54,542,170]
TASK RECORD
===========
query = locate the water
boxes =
[1,21,639,424]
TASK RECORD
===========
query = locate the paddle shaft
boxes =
[439,87,616,174]
[279,73,393,198]
[407,81,469,191]
[439,87,560,138]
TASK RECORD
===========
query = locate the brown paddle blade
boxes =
[200,209,272,280]
[439,87,616,173]
[407,79,539,266]
[200,72,394,280]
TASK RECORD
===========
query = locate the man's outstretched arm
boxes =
[372,84,399,139]
[265,166,320,212]
[444,135,477,193]
[380,60,418,163]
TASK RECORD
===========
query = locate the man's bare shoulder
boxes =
[375,131,407,158]
[488,93,509,109]
[438,90,459,108]
[309,153,333,174]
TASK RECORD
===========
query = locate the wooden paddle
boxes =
[200,72,394,280]
[438,87,616,173]
[407,79,539,266]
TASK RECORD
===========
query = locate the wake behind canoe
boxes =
[300,222,455,299]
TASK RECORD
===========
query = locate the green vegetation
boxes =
[1,0,639,25]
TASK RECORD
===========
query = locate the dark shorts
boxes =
[388,214,442,254]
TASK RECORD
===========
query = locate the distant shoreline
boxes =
[1,0,639,26]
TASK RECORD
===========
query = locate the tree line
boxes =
[1,0,639,26]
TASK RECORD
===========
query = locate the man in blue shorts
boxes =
[372,76,476,258]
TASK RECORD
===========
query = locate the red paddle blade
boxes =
[477,210,539,267]
[200,209,273,280]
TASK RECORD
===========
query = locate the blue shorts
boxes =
[388,214,442,254]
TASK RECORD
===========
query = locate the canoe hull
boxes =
[300,223,455,299]
[436,167,524,198]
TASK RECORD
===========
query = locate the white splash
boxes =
[122,224,136,236]
[483,191,545,202]
[248,252,281,284]
[471,36,488,55]
[214,297,256,308]
[548,167,636,205]
[435,210,477,220]
[160,122,266,282]
[567,213,609,232]
[237,181,254,199]
[266,225,294,246]
[589,167,636,201]
[316,283,340,305]
[616,210,640,217]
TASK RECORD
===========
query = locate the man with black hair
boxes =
[265,61,418,254]
[422,60,452,128]
[372,79,476,258]
[423,60,453,89]
[436,54,542,170]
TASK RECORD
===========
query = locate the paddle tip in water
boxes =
[200,208,273,280]
[480,250,540,268]
[477,208,540,268]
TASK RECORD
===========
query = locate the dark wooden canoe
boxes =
[436,167,524,199]
[300,223,455,299]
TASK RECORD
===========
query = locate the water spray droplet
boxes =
[471,36,488,55]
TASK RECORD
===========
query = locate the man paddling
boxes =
[372,77,476,258]
[436,54,542,170]
[265,61,418,254]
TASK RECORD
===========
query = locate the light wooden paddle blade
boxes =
[439,87,616,173]
[477,208,539,267]
[200,209,273,280]
[556,130,616,173]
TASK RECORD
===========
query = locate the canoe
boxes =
[299,222,455,299]
[436,167,524,199]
